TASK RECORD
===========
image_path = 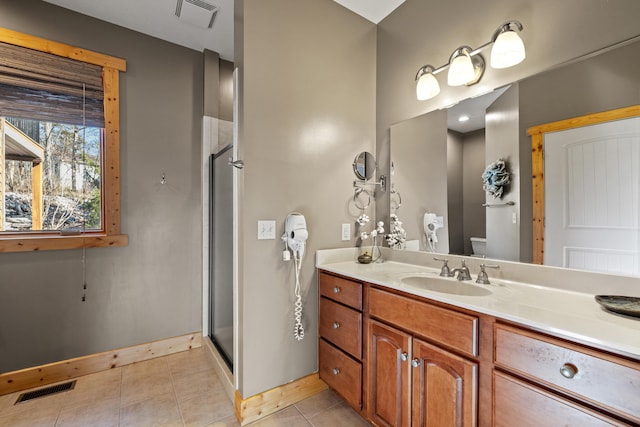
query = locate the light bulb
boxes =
[448,50,475,86]
[416,70,440,100]
[491,30,526,68]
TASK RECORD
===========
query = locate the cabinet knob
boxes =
[333,322,340,329]
[333,368,340,375]
[411,359,421,368]
[559,363,578,379]
[400,352,408,362]
[333,287,341,293]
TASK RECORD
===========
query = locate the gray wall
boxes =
[485,85,520,261]
[236,0,376,397]
[461,129,486,256]
[391,110,449,252]
[0,0,203,372]
[376,0,640,230]
[447,131,463,254]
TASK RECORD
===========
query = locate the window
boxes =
[0,28,127,252]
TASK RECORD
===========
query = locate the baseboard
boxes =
[202,336,235,403]
[234,373,328,425]
[0,332,202,396]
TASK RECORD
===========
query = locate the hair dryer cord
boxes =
[293,252,305,341]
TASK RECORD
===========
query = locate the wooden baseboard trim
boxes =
[234,373,328,425]
[0,332,201,396]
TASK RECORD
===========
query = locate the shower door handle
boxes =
[228,157,244,169]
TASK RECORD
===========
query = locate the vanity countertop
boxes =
[317,251,640,360]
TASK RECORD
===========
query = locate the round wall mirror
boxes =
[353,152,376,181]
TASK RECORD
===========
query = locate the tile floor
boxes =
[0,347,371,426]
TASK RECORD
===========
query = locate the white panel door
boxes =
[544,117,640,276]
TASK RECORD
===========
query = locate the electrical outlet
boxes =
[341,223,351,241]
[257,220,276,240]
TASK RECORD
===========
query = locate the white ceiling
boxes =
[43,0,406,61]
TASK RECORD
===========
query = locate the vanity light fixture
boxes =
[415,19,525,100]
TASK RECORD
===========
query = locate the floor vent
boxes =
[15,381,76,404]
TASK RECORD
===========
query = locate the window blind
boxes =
[0,42,104,127]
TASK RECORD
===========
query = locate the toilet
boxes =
[470,237,486,257]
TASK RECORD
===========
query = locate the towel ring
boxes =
[354,188,371,211]
[391,190,402,211]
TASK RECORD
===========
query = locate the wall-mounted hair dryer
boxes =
[281,212,309,341]
[424,212,443,252]
[283,212,308,259]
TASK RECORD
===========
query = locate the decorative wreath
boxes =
[482,159,510,199]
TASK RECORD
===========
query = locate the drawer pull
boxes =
[333,322,340,329]
[333,368,340,375]
[411,359,421,368]
[333,286,341,293]
[400,352,408,362]
[559,363,578,379]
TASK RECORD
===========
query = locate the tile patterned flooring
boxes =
[0,347,371,426]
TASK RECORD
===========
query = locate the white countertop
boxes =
[317,249,640,360]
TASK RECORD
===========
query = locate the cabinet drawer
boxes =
[368,287,478,357]
[493,371,630,426]
[494,323,640,424]
[319,272,362,310]
[319,339,362,410]
[320,297,362,359]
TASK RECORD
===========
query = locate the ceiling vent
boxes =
[175,0,218,28]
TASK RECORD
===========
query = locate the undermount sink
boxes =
[400,275,492,296]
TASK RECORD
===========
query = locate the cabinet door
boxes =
[368,319,412,427]
[412,339,477,427]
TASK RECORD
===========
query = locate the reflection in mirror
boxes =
[353,151,376,181]
[389,36,640,277]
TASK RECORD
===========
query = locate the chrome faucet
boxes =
[434,258,454,277]
[476,263,500,284]
[451,260,472,281]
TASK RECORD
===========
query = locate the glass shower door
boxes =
[210,145,234,370]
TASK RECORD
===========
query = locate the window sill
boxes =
[0,234,128,253]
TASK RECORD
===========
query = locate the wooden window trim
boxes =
[527,104,640,264]
[0,28,128,252]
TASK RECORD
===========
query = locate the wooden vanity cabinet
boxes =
[318,272,364,411]
[318,268,640,427]
[367,287,478,427]
[493,322,640,426]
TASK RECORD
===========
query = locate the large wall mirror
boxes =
[390,36,640,277]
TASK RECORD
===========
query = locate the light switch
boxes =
[512,212,517,225]
[341,223,351,241]
[258,220,276,240]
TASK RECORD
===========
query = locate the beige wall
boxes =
[376,0,640,225]
[236,0,376,396]
[0,0,204,372]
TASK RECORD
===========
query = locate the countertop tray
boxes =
[595,295,640,318]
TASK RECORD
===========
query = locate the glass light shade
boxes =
[416,71,440,100]
[491,30,526,68]
[448,51,475,86]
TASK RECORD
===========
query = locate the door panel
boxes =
[545,117,640,275]
[368,320,412,427]
[412,339,477,427]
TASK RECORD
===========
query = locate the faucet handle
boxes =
[476,263,500,284]
[434,257,454,277]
